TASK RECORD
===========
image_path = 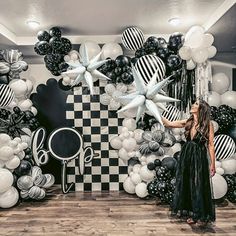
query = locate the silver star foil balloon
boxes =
[62,44,110,95]
[118,67,179,126]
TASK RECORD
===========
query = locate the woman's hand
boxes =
[210,163,216,177]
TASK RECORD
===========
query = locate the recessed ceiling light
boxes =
[168,17,181,26]
[26,20,40,29]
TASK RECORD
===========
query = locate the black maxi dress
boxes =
[170,130,216,223]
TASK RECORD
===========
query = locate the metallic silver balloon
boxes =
[17,176,33,191]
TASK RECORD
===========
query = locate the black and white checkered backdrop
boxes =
[66,80,128,191]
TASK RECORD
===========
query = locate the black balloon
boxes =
[0,75,9,84]
[60,37,72,54]
[49,37,62,51]
[157,37,168,48]
[14,160,32,176]
[227,123,236,143]
[161,157,177,172]
[147,162,156,170]
[173,151,181,162]
[49,27,61,38]
[131,57,139,65]
[135,48,146,58]
[146,36,159,47]
[156,47,170,62]
[37,41,52,55]
[154,159,161,167]
[37,30,51,41]
[168,32,183,52]
[166,54,182,71]
[115,55,130,67]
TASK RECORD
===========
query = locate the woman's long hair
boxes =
[184,99,211,142]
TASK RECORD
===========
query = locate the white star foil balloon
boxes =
[118,67,179,126]
[62,44,110,95]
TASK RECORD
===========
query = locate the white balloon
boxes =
[202,33,214,47]
[139,165,155,182]
[70,52,79,61]
[208,91,221,107]
[109,99,121,110]
[31,106,38,116]
[128,151,136,158]
[221,91,236,109]
[110,136,122,149]
[79,41,101,60]
[123,177,136,194]
[133,129,144,143]
[208,46,217,58]
[135,182,148,198]
[0,160,4,168]
[211,173,228,199]
[211,73,230,94]
[0,168,14,193]
[25,79,33,95]
[9,79,28,98]
[146,154,158,164]
[184,25,205,48]
[0,133,11,145]
[118,148,129,161]
[18,99,33,111]
[122,118,136,131]
[105,84,116,95]
[171,128,181,135]
[186,59,196,70]
[62,75,71,84]
[216,167,224,175]
[211,120,219,133]
[191,48,208,64]
[221,159,236,174]
[101,42,123,60]
[133,164,141,173]
[0,146,14,161]
[0,186,19,208]
[130,173,142,185]
[20,135,31,147]
[5,156,20,169]
[122,138,137,152]
[100,93,111,106]
[64,55,70,62]
[179,46,191,60]
[215,161,222,168]
[116,83,128,93]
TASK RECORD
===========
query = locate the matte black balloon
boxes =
[49,37,62,51]
[37,30,51,41]
[161,157,177,172]
[173,151,181,162]
[37,41,52,55]
[227,123,236,142]
[166,54,182,70]
[49,27,62,38]
[0,75,9,84]
[14,160,32,176]
[154,159,161,167]
[115,55,130,67]
[147,162,156,170]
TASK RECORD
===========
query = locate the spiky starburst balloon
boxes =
[62,44,110,94]
[118,67,179,126]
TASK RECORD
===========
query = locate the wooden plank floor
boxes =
[0,186,236,236]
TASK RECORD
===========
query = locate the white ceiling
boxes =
[0,0,235,63]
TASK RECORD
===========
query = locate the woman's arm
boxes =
[162,117,187,128]
[208,122,216,177]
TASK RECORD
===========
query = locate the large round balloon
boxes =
[0,168,14,193]
[208,91,221,107]
[0,186,19,208]
[79,41,101,60]
[211,173,228,199]
[191,48,208,64]
[0,84,15,108]
[211,73,230,95]
[221,91,236,109]
[121,27,145,51]
[101,43,123,60]
[214,134,235,160]
[184,25,205,48]
[135,55,166,84]
[162,105,180,122]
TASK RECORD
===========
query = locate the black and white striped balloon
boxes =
[214,134,235,160]
[0,84,15,108]
[135,55,166,84]
[121,27,145,51]
[162,105,180,122]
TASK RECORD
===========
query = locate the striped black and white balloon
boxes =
[214,134,235,160]
[0,84,15,108]
[135,55,166,84]
[162,105,180,122]
[121,27,145,51]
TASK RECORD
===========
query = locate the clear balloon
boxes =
[101,43,123,60]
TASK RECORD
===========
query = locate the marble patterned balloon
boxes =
[31,166,42,181]
[43,174,55,189]
[17,176,34,191]
[34,174,47,187]
[139,143,151,155]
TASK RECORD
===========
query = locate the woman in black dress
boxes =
[162,99,216,226]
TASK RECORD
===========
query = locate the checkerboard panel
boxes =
[66,80,128,191]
